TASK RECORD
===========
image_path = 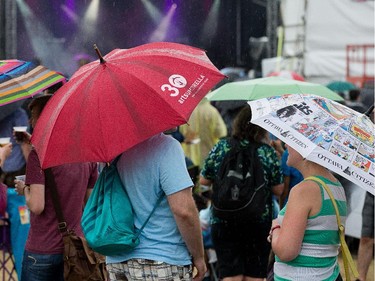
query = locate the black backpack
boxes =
[212,138,268,222]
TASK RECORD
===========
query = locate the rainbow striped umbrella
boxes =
[0,60,66,106]
[0,60,24,74]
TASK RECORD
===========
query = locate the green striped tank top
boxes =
[274,176,347,281]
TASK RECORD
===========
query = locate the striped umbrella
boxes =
[0,60,24,74]
[0,60,66,106]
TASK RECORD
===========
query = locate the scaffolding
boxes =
[0,0,17,59]
[0,219,17,281]
[346,44,375,88]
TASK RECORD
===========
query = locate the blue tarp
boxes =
[6,188,30,280]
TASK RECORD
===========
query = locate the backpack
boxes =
[81,156,163,256]
[211,138,268,222]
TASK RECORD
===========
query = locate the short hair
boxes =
[349,89,360,101]
[45,81,65,94]
[231,106,267,143]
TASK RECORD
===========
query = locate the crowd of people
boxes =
[0,74,373,281]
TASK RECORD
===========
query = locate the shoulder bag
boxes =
[45,168,107,281]
[306,176,359,281]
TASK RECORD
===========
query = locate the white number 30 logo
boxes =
[161,74,187,97]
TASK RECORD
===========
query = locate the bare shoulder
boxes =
[290,179,317,193]
[289,180,322,216]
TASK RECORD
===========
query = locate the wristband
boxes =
[271,225,281,233]
[267,225,281,243]
[23,185,30,195]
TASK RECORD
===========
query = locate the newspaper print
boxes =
[249,94,374,194]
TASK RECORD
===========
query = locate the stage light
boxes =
[15,0,75,76]
[200,0,221,45]
[84,0,99,24]
[149,3,177,42]
[61,4,79,23]
[65,0,75,9]
[141,0,163,24]
[74,0,100,44]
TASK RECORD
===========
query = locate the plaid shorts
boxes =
[107,259,193,281]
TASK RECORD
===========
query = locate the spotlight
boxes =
[83,0,99,25]
[79,0,100,41]
[148,3,178,42]
[15,0,75,76]
[141,0,163,24]
[61,4,79,23]
[200,0,221,45]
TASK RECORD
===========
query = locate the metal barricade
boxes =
[0,218,17,281]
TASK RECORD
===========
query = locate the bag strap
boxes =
[112,154,164,241]
[305,176,359,281]
[45,168,68,234]
[112,154,122,166]
[133,193,164,241]
[229,137,261,152]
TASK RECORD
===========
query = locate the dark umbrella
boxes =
[0,100,28,121]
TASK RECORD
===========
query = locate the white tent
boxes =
[269,0,375,86]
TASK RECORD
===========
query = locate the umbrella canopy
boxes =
[31,42,225,169]
[267,70,305,81]
[206,77,344,102]
[0,60,24,74]
[326,81,357,92]
[0,60,66,107]
[248,94,374,194]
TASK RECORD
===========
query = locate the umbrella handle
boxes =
[364,105,374,117]
[93,44,106,64]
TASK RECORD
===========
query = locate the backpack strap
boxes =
[112,153,164,241]
[229,137,262,151]
[133,192,164,241]
[111,154,123,166]
[229,137,263,180]
[305,176,359,281]
[228,137,239,150]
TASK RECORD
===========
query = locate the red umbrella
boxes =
[31,42,225,168]
[267,70,304,81]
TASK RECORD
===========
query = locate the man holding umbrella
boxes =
[106,128,207,281]
[28,42,226,281]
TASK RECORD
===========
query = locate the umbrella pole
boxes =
[364,105,374,117]
[93,44,106,64]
